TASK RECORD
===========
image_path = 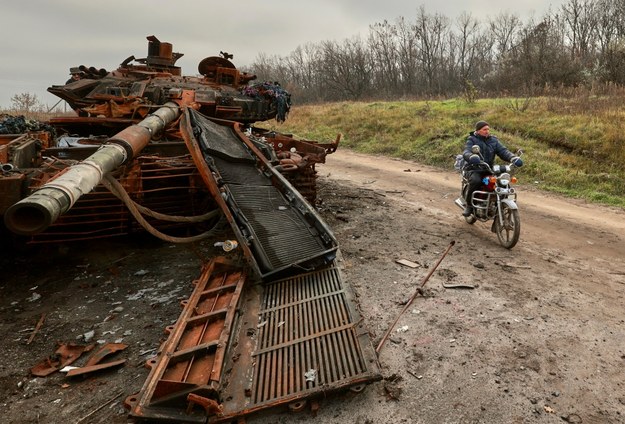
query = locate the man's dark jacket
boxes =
[462,132,515,168]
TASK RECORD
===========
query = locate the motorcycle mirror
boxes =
[471,145,480,154]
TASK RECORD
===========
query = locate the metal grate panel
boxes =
[212,262,381,424]
[212,157,272,186]
[186,109,337,278]
[252,266,369,404]
[227,185,328,269]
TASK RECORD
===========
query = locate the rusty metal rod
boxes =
[375,240,455,354]
[4,102,180,235]
[75,390,124,424]
[27,313,46,345]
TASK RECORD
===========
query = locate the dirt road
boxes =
[258,150,625,423]
[2,149,624,423]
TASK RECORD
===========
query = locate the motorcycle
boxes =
[454,146,523,249]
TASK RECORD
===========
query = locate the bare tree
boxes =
[283,44,325,102]
[395,16,419,95]
[248,52,280,83]
[592,0,625,83]
[488,12,522,60]
[453,12,482,84]
[413,6,450,95]
[249,2,625,103]
[10,93,42,113]
[320,37,373,100]
[368,20,401,97]
[560,0,599,60]
[503,16,582,92]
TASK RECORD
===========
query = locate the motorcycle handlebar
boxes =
[467,162,514,175]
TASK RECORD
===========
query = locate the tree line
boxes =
[248,0,625,103]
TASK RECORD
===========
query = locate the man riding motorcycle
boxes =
[462,121,523,217]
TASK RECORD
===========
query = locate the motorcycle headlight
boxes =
[499,172,511,186]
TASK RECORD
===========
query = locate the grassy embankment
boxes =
[260,97,625,208]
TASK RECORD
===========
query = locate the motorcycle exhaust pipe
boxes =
[4,102,181,236]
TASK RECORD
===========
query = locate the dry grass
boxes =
[261,95,625,208]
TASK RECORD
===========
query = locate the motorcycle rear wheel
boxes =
[494,204,520,249]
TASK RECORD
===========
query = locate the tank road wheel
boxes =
[288,400,307,412]
[494,204,520,249]
[349,383,367,393]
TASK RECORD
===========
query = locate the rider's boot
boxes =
[463,190,474,217]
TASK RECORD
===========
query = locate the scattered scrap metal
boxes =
[31,343,95,377]
[30,342,129,378]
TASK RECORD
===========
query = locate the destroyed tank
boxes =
[1,36,339,262]
[0,36,381,424]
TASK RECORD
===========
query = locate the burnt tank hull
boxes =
[0,36,338,246]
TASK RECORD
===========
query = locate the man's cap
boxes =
[69,67,81,74]
[475,121,489,131]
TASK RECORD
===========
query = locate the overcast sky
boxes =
[0,0,567,109]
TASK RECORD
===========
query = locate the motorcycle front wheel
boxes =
[494,203,520,249]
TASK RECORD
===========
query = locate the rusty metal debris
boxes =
[64,343,129,377]
[126,256,246,422]
[127,258,380,423]
[26,313,46,345]
[49,35,283,123]
[181,109,338,279]
[1,36,337,246]
[31,343,95,377]
[5,102,184,236]
[85,343,129,367]
[30,342,128,379]
[216,263,381,422]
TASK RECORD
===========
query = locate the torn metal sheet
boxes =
[31,343,95,377]
[66,359,126,377]
[62,343,129,378]
[85,343,128,367]
[126,257,246,423]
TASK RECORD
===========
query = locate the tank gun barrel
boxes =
[4,102,181,236]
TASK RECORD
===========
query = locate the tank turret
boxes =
[48,35,290,124]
